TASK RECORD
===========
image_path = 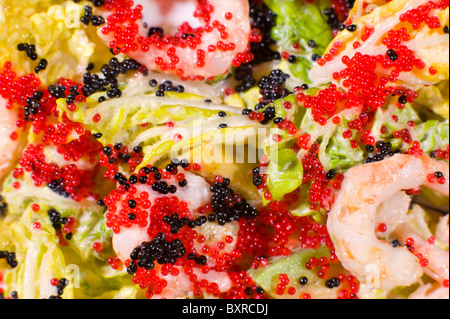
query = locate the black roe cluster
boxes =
[252,167,264,187]
[0,291,18,299]
[0,195,7,218]
[73,0,105,7]
[126,233,187,275]
[17,43,38,61]
[234,2,280,93]
[0,250,18,268]
[323,8,345,32]
[48,278,69,299]
[163,213,207,234]
[148,27,164,38]
[323,0,356,31]
[81,57,141,100]
[48,208,72,240]
[113,159,188,195]
[258,69,291,104]
[48,84,84,108]
[325,277,341,289]
[48,179,71,198]
[48,84,67,99]
[23,91,44,121]
[365,141,399,163]
[103,143,134,166]
[81,5,105,26]
[152,80,185,97]
[208,178,258,226]
[17,43,48,74]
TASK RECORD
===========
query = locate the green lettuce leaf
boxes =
[370,101,449,155]
[414,80,449,120]
[267,148,303,201]
[1,157,112,263]
[319,116,365,171]
[248,246,351,299]
[415,120,449,154]
[0,197,134,299]
[59,86,273,204]
[0,0,110,85]
[1,203,74,299]
[264,0,333,83]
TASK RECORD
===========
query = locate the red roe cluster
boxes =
[235,200,335,259]
[297,84,345,125]
[301,3,450,126]
[0,62,41,106]
[399,0,449,30]
[1,62,104,201]
[301,143,336,211]
[98,143,145,181]
[330,0,353,21]
[100,0,255,80]
[102,164,351,298]
[14,143,100,202]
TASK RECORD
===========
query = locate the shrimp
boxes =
[435,214,449,246]
[148,266,232,299]
[0,97,24,185]
[394,221,449,285]
[327,154,449,291]
[309,0,449,88]
[107,171,236,298]
[408,283,449,299]
[97,0,251,79]
[112,171,212,261]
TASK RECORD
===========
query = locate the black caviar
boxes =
[387,49,398,61]
[48,278,69,299]
[81,57,141,99]
[234,1,280,93]
[23,91,43,121]
[258,69,291,104]
[81,5,105,26]
[155,80,185,96]
[163,213,208,235]
[365,141,397,163]
[0,195,7,218]
[127,233,187,274]
[17,43,38,61]
[323,8,346,32]
[48,209,72,240]
[252,167,264,187]
[346,24,357,32]
[48,179,71,198]
[0,250,18,268]
[208,178,258,225]
[325,277,340,289]
[299,276,308,285]
[34,59,48,74]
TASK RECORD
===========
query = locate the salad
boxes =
[0,0,448,300]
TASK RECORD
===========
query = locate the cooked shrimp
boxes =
[394,222,449,284]
[374,191,412,235]
[327,154,449,291]
[149,266,232,299]
[435,214,449,246]
[97,0,251,79]
[108,171,235,298]
[0,97,24,185]
[112,171,212,261]
[408,282,449,299]
[309,0,449,88]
